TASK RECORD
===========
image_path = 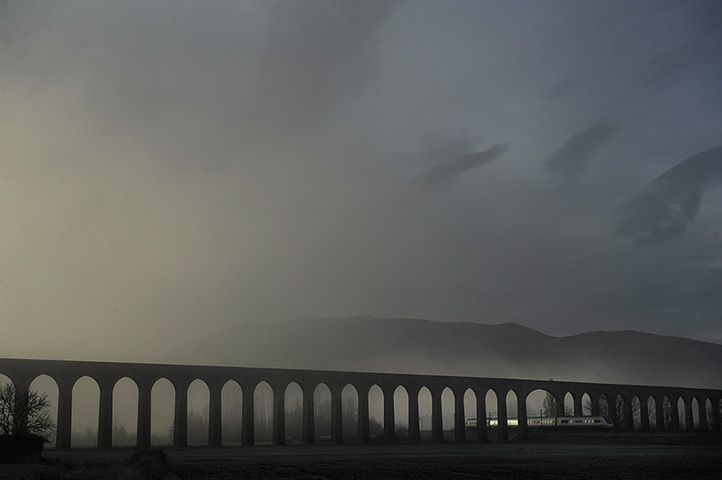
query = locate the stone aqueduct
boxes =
[0,358,720,449]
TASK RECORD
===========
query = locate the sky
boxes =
[1,0,721,361]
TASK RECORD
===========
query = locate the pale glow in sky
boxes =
[0,0,721,361]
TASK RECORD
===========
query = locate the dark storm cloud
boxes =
[638,1,722,89]
[418,143,510,189]
[641,47,694,89]
[545,121,618,179]
[640,43,722,91]
[613,145,722,245]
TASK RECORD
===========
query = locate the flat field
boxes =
[2,433,721,479]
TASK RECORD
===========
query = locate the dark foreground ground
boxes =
[2,433,721,479]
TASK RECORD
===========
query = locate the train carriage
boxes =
[465,415,613,429]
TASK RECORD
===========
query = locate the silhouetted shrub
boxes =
[0,433,46,463]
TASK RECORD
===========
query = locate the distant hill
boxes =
[162,316,722,389]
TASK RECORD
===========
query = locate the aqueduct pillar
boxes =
[137,383,152,448]
[208,384,223,446]
[56,383,72,450]
[173,382,188,447]
[454,390,465,442]
[272,385,285,445]
[408,387,420,442]
[516,392,528,441]
[383,387,395,443]
[497,391,509,443]
[302,384,314,444]
[358,388,370,444]
[241,387,254,445]
[475,390,487,442]
[573,394,583,417]
[639,396,650,431]
[431,389,443,442]
[331,387,343,444]
[97,381,113,448]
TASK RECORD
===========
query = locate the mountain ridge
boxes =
[162,316,722,389]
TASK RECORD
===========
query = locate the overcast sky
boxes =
[1,0,721,361]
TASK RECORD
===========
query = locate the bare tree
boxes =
[0,384,55,440]
[582,395,646,428]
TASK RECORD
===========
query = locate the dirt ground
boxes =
[2,433,721,479]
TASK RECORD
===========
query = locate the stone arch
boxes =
[313,383,332,442]
[393,385,409,440]
[186,379,210,446]
[463,388,477,436]
[598,393,611,418]
[71,376,100,448]
[485,388,500,440]
[112,377,138,447]
[418,386,433,441]
[691,397,701,431]
[563,392,574,416]
[283,382,302,444]
[677,397,686,430]
[150,378,175,446]
[29,374,59,448]
[704,398,714,431]
[368,384,384,440]
[341,384,359,440]
[647,396,659,430]
[582,392,593,416]
[505,389,518,420]
[441,387,456,439]
[221,380,242,446]
[526,388,559,421]
[253,381,273,445]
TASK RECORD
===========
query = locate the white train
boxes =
[465,415,614,429]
